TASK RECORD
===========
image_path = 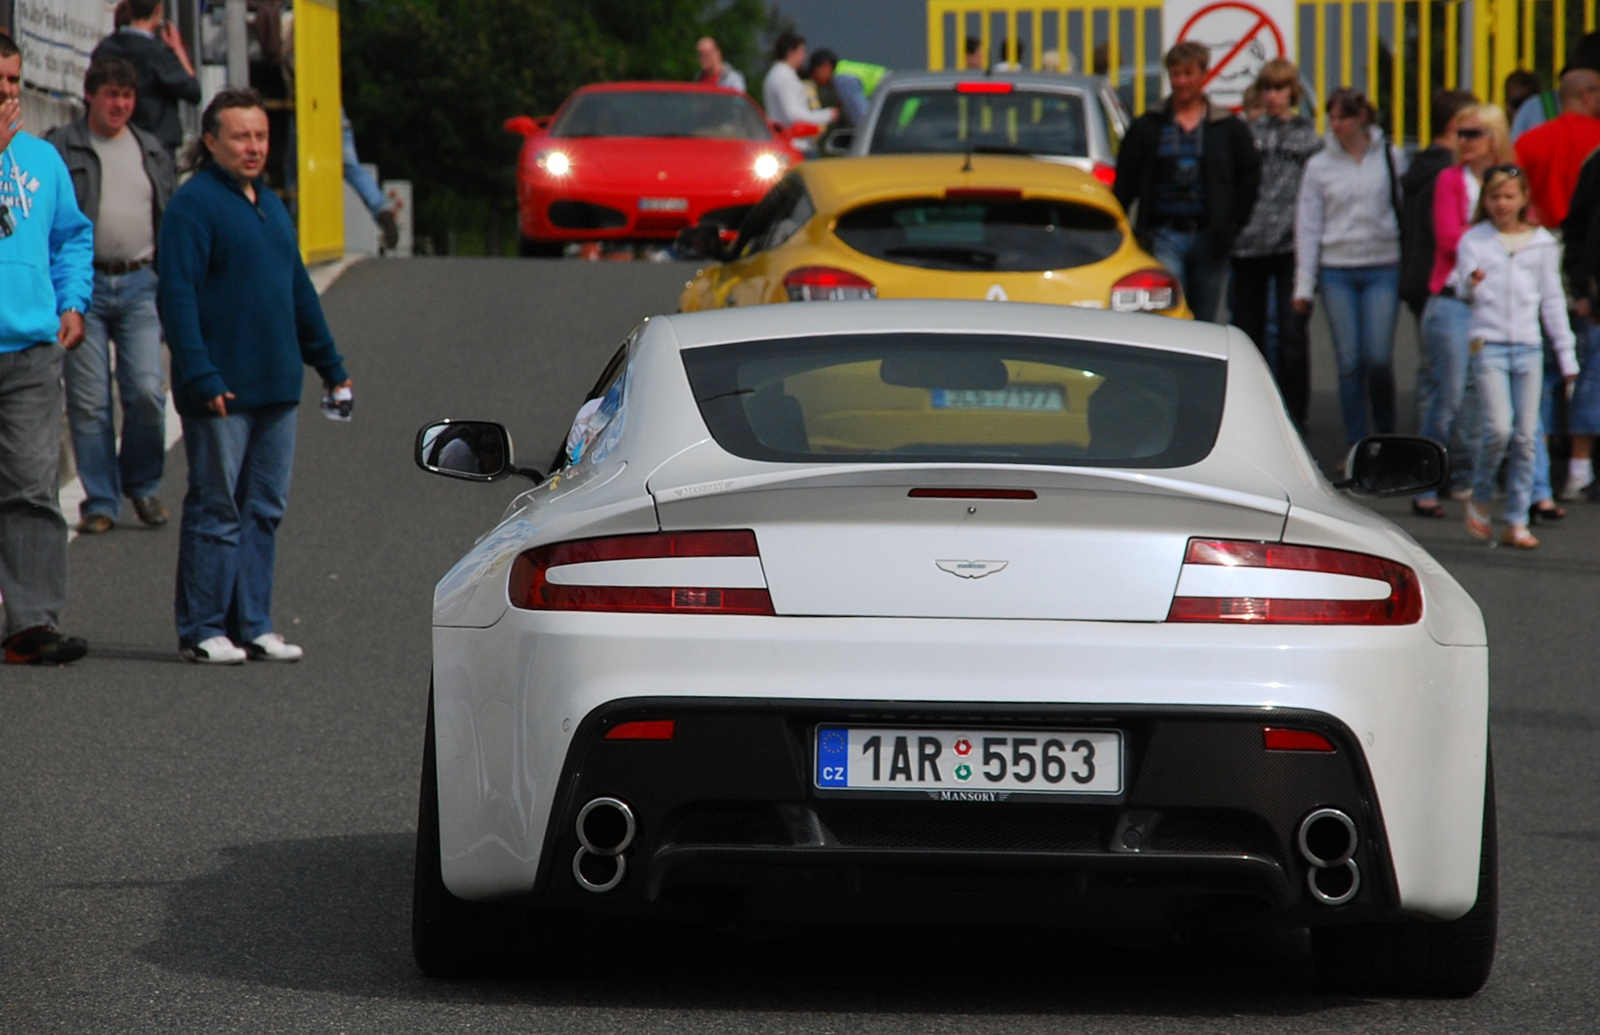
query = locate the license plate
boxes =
[930,385,1066,412]
[639,197,689,212]
[815,726,1122,798]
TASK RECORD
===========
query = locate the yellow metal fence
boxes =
[929,1,1600,145]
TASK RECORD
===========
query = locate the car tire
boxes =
[518,236,565,259]
[412,688,521,978]
[1311,751,1497,997]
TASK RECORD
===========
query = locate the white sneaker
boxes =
[246,632,303,662]
[182,635,247,665]
[1561,475,1594,501]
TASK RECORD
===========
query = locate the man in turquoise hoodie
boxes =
[157,87,351,666]
[0,33,94,665]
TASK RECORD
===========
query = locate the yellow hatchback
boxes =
[676,154,1189,318]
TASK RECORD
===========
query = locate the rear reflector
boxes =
[1263,727,1336,752]
[908,488,1037,500]
[1167,539,1422,625]
[956,81,1014,93]
[510,531,774,615]
[944,187,1024,201]
[784,266,877,302]
[605,720,677,741]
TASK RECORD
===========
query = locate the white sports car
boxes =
[412,301,1493,995]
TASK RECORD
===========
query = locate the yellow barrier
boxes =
[295,0,344,265]
[929,1,1600,144]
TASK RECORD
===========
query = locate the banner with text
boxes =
[14,0,115,99]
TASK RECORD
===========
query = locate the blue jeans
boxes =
[1568,317,1600,435]
[1416,294,1479,501]
[176,404,297,649]
[1151,226,1227,323]
[64,267,166,519]
[342,113,387,219]
[0,343,70,635]
[1471,342,1543,525]
[1320,264,1400,444]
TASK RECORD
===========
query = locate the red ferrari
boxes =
[505,82,812,257]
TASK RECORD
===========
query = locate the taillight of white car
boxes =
[509,530,774,615]
[1110,268,1182,313]
[1167,539,1422,625]
[784,266,877,302]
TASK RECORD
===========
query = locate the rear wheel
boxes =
[518,235,566,258]
[1311,753,1498,996]
[413,689,523,978]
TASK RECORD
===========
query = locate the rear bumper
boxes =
[430,612,1487,923]
[532,699,1397,930]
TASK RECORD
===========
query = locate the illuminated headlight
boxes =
[754,153,783,180]
[537,150,572,176]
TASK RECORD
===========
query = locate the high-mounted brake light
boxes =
[1263,727,1336,752]
[509,531,774,615]
[1110,268,1181,312]
[784,266,877,302]
[908,488,1037,500]
[944,187,1023,201]
[1167,539,1422,625]
[956,81,1014,94]
[605,720,677,741]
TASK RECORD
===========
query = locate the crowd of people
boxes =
[0,15,348,668]
[1110,35,1600,552]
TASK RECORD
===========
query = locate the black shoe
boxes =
[3,626,89,665]
[132,495,169,527]
[378,210,400,250]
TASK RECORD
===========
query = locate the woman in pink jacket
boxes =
[1413,105,1517,517]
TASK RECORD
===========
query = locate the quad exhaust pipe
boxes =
[572,797,636,893]
[1296,808,1361,905]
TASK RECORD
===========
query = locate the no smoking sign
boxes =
[1163,0,1297,111]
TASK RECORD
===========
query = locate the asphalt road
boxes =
[3,258,1598,1033]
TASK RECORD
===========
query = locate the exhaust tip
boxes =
[572,847,626,893]
[1297,808,1358,868]
[1307,858,1361,905]
[576,797,636,856]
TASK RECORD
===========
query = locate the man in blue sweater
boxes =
[157,87,352,665]
[0,33,95,665]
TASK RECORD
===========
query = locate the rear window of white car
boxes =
[834,198,1124,271]
[868,89,1089,157]
[682,333,1225,468]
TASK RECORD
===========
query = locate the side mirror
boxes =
[784,121,822,140]
[1334,435,1447,496]
[503,115,547,137]
[675,222,726,261]
[416,420,540,482]
[821,127,854,155]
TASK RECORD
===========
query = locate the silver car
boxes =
[828,71,1130,183]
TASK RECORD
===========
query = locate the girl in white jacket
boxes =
[1453,165,1578,549]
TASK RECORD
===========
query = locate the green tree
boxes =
[341,0,766,253]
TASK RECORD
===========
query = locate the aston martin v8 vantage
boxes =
[413,301,1493,995]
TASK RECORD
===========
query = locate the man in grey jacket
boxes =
[46,57,177,534]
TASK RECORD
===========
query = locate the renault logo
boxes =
[936,559,1008,579]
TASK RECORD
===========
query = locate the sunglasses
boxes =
[0,203,13,240]
[1485,164,1524,178]
[1455,127,1488,139]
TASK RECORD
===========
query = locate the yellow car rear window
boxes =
[682,333,1225,468]
[835,199,1124,272]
